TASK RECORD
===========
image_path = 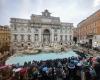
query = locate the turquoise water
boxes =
[6,50,78,65]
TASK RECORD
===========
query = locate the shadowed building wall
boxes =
[0,25,11,53]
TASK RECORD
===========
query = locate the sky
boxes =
[0,0,100,27]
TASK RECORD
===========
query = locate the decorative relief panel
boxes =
[42,18,51,23]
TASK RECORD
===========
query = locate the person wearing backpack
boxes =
[89,67,96,80]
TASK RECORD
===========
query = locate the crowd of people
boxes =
[0,52,100,80]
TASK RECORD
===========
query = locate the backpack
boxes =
[89,67,96,77]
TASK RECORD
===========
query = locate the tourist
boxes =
[67,61,76,80]
[1,55,100,80]
[94,60,100,80]
[89,66,96,80]
[61,67,69,80]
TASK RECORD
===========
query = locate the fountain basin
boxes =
[6,50,78,65]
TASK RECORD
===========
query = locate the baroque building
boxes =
[10,10,73,50]
[0,25,11,53]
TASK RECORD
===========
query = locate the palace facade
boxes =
[75,9,100,47]
[10,10,73,50]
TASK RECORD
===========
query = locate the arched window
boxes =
[43,29,50,43]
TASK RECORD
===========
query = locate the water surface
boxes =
[6,50,78,65]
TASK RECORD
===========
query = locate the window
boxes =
[28,27,31,32]
[14,24,17,31]
[65,35,67,41]
[66,29,68,33]
[14,26,17,30]
[60,28,63,33]
[36,29,38,32]
[14,34,17,41]
[54,29,57,33]
[21,34,24,41]
[34,34,38,41]
[60,35,63,41]
[70,35,72,40]
[21,44,24,47]
[28,35,31,41]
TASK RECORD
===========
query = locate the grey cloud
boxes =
[0,0,100,26]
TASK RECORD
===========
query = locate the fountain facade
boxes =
[10,10,73,52]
